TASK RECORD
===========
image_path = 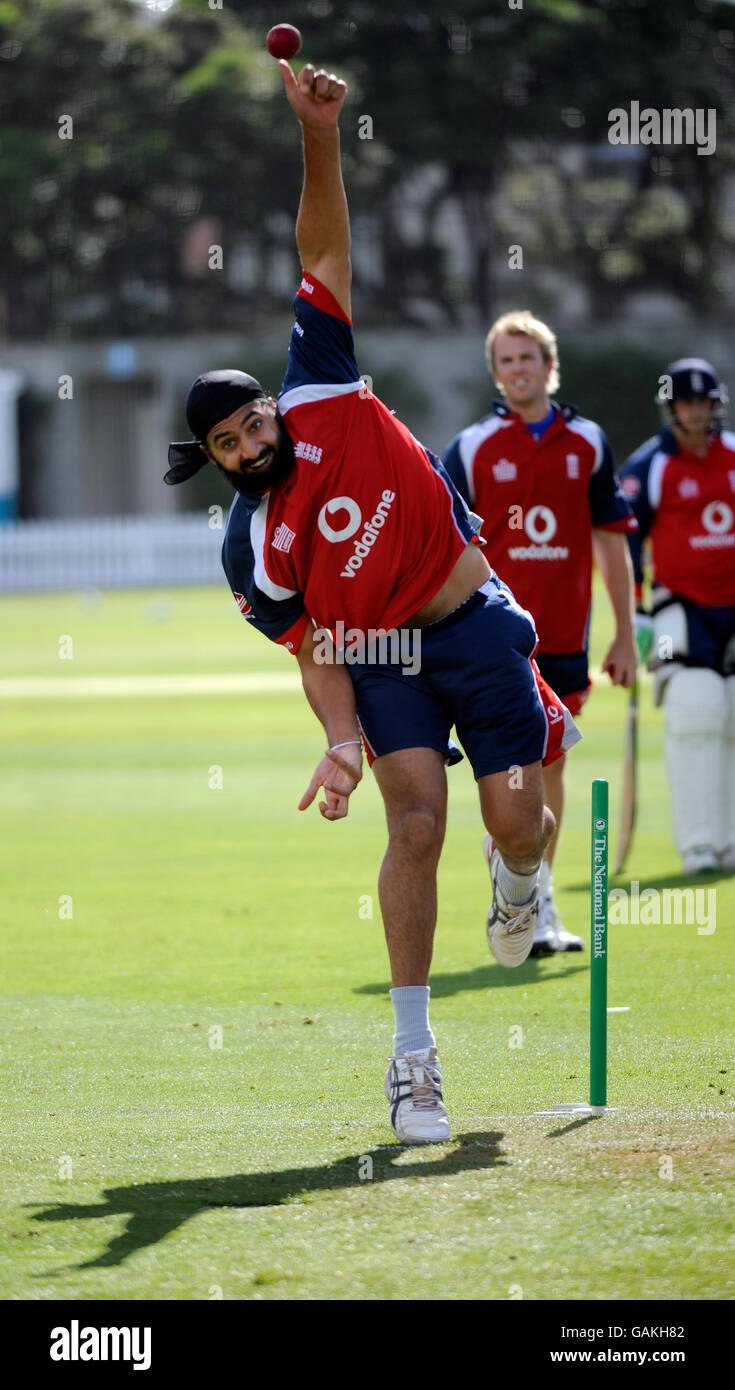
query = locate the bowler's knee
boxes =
[500,807,555,865]
[387,804,445,860]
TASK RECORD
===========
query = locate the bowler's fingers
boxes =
[279,59,309,118]
[278,59,298,90]
[297,750,360,812]
[318,793,349,821]
[298,64,346,102]
[324,748,362,786]
[298,769,322,811]
[316,71,345,102]
[297,62,315,89]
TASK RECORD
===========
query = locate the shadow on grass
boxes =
[355,959,588,997]
[29,1130,506,1272]
[546,1115,602,1138]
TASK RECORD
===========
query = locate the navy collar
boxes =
[492,398,579,424]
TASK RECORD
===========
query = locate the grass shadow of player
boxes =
[29,1130,506,1273]
[355,959,588,998]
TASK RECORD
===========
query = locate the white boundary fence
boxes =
[0,514,224,592]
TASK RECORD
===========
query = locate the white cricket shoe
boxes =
[533,894,584,954]
[384,1047,451,1145]
[682,845,719,874]
[483,834,538,968]
[554,924,585,951]
[530,894,559,957]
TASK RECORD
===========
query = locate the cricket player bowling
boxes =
[165,59,580,1144]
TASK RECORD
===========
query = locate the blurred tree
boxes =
[0,0,300,336]
[0,0,733,337]
[298,0,735,323]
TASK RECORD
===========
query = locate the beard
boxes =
[214,414,296,498]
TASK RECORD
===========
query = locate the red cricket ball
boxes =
[266,24,302,60]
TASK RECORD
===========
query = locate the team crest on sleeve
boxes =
[620,475,640,498]
[492,458,517,482]
[678,477,699,499]
[295,440,323,464]
[272,522,297,554]
[233,591,252,615]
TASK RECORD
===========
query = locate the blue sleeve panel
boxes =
[618,435,660,588]
[441,433,472,507]
[221,496,307,646]
[280,290,361,395]
[587,429,633,528]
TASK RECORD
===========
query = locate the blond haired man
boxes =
[444,311,638,952]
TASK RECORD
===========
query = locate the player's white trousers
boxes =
[724,676,735,861]
[664,668,729,855]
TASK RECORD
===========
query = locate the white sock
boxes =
[497,858,540,906]
[390,985,435,1056]
[538,860,552,898]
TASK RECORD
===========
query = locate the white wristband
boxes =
[328,739,362,752]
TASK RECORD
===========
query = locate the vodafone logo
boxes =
[525,505,557,544]
[315,491,397,576]
[317,496,362,543]
[508,504,568,561]
[701,500,733,535]
[690,499,735,550]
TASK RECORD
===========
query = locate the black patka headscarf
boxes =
[165,370,266,485]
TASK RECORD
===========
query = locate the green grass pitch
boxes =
[1,580,733,1301]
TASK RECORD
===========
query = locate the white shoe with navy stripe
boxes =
[483,834,538,967]
[384,1047,451,1144]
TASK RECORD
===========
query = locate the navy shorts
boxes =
[349,575,580,779]
[535,649,591,717]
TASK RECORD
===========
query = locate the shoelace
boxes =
[496,898,537,936]
[398,1055,441,1111]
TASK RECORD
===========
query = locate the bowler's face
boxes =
[203,400,283,483]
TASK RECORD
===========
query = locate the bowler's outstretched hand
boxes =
[278,60,347,129]
[298,743,363,821]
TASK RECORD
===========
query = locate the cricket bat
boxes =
[614,674,638,874]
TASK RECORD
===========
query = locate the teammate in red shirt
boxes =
[620,359,735,873]
[444,312,638,953]
[164,63,580,1145]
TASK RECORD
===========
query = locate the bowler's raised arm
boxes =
[278,60,351,319]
